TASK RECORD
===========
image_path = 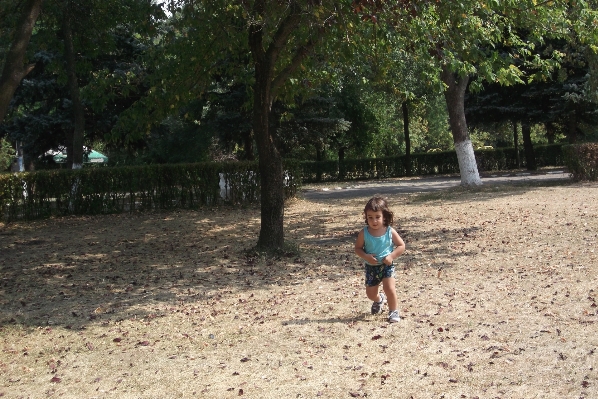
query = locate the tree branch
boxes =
[271,31,322,100]
[248,0,266,64]
[0,0,45,122]
[265,1,302,69]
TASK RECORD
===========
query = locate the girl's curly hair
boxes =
[363,196,394,226]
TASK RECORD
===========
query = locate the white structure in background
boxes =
[16,141,24,172]
[219,171,290,200]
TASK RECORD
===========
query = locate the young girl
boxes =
[354,196,406,323]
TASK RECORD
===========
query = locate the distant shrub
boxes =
[0,138,15,172]
[563,143,598,181]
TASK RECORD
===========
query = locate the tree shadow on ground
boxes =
[0,207,310,330]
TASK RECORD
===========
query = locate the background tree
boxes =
[466,36,598,169]
[116,0,358,251]
[355,0,597,185]
[1,0,160,167]
[0,0,44,123]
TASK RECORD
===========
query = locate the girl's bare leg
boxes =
[382,277,398,311]
[366,284,382,302]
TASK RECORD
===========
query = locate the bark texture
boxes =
[440,65,481,185]
[248,1,317,250]
[0,0,44,122]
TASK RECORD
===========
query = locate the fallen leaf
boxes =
[50,376,61,383]
[372,335,382,340]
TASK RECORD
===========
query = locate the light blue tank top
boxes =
[363,226,393,265]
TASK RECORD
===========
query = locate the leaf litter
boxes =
[0,181,597,398]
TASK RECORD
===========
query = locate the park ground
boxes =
[1,174,597,398]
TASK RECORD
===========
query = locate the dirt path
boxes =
[302,169,570,200]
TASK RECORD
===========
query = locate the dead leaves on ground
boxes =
[1,185,598,397]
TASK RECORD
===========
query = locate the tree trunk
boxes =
[521,123,536,171]
[63,13,85,169]
[545,122,556,144]
[247,0,317,251]
[0,0,44,123]
[440,65,481,185]
[243,131,254,160]
[513,121,520,168]
[338,147,345,162]
[338,147,346,180]
[253,68,285,250]
[402,101,412,176]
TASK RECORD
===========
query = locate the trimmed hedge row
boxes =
[301,144,565,183]
[563,143,598,181]
[1,161,301,222]
[0,144,569,222]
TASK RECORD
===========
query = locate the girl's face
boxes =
[365,209,385,230]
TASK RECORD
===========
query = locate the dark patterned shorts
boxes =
[364,263,395,287]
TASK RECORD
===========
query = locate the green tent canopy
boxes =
[50,149,108,164]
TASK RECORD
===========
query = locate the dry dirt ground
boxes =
[1,177,597,398]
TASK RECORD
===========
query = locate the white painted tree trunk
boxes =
[455,139,482,186]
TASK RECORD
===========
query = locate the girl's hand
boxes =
[382,255,393,265]
[367,254,378,264]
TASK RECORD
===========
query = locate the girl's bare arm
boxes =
[382,228,406,265]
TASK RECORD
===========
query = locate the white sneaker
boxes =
[388,310,400,323]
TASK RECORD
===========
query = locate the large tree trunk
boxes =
[248,1,300,251]
[521,123,536,171]
[247,1,318,251]
[63,13,85,169]
[0,0,44,123]
[402,101,412,176]
[252,66,285,250]
[440,65,482,185]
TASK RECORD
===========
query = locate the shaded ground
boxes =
[1,175,597,398]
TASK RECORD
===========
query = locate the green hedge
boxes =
[0,144,567,222]
[563,143,598,181]
[300,151,462,183]
[1,160,301,222]
[301,144,564,183]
